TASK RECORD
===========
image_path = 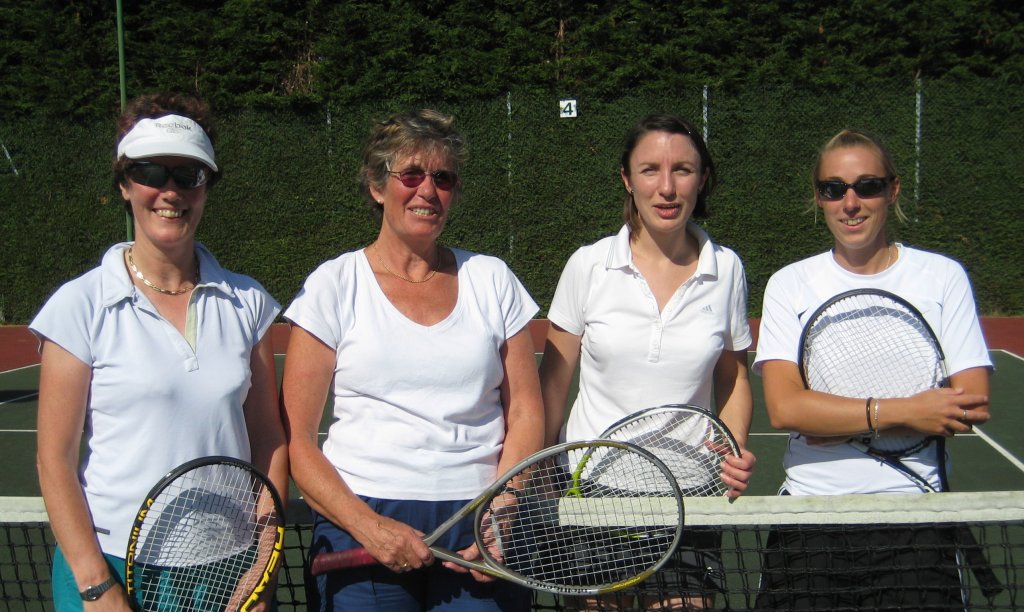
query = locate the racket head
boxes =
[471,439,684,596]
[598,404,741,497]
[125,456,285,612]
[798,289,947,455]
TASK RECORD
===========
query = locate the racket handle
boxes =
[310,548,378,575]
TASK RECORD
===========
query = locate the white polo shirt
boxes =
[753,244,992,495]
[284,248,538,501]
[549,224,752,442]
[30,242,280,554]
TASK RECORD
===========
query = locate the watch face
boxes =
[81,578,116,601]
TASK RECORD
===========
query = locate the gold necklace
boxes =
[127,247,199,295]
[883,244,894,271]
[374,243,440,283]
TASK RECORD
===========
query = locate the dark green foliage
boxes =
[0,1,122,119]
[0,2,1021,322]
[1,79,1021,325]
[0,118,124,323]
[2,1,1022,118]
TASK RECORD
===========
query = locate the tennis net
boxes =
[2,492,1022,611]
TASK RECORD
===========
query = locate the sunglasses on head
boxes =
[126,161,210,190]
[387,168,458,191]
[815,177,892,201]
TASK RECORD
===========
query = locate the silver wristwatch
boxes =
[79,576,117,601]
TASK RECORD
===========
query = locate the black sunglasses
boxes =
[387,169,458,191]
[126,161,210,190]
[815,177,892,201]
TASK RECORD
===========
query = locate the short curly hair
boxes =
[359,109,467,219]
[113,92,221,210]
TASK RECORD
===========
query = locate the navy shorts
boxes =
[306,496,531,611]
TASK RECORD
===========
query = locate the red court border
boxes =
[4,318,1022,372]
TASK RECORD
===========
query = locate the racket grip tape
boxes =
[310,548,377,575]
[954,526,1004,599]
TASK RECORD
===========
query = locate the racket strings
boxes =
[803,293,945,455]
[132,464,280,610]
[603,410,734,497]
[476,445,682,592]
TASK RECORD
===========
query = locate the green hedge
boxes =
[1,78,1020,324]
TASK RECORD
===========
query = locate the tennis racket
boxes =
[125,456,285,611]
[599,404,740,498]
[309,440,684,596]
[799,288,1001,597]
[800,289,947,472]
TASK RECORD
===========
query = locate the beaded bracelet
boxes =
[872,399,881,438]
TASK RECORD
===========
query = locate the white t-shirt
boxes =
[29,242,280,554]
[283,247,538,501]
[548,224,752,442]
[753,244,992,495]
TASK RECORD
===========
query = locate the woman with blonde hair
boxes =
[282,109,543,611]
[754,128,991,608]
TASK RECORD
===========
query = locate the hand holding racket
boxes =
[799,288,1001,596]
[799,289,973,462]
[599,404,745,498]
[446,486,521,581]
[310,440,684,596]
[125,456,285,612]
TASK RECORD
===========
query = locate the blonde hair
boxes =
[360,109,467,218]
[811,129,907,223]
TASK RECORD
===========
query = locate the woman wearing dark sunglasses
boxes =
[282,109,542,611]
[753,129,991,608]
[30,92,288,611]
[539,114,757,610]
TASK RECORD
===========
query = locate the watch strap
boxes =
[79,576,118,601]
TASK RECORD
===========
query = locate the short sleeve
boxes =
[939,261,991,375]
[29,281,97,366]
[497,264,539,339]
[752,270,804,374]
[254,289,281,341]
[282,263,345,350]
[547,247,591,336]
[723,253,752,351]
[230,275,281,343]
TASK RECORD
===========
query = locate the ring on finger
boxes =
[962,410,968,421]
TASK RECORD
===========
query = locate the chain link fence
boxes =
[1,77,1020,324]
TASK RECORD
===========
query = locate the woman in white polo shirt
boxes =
[282,109,543,611]
[539,113,756,609]
[31,93,287,610]
[753,128,992,609]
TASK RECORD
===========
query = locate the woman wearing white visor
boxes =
[31,92,287,611]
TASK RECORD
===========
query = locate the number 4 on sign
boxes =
[559,99,578,118]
